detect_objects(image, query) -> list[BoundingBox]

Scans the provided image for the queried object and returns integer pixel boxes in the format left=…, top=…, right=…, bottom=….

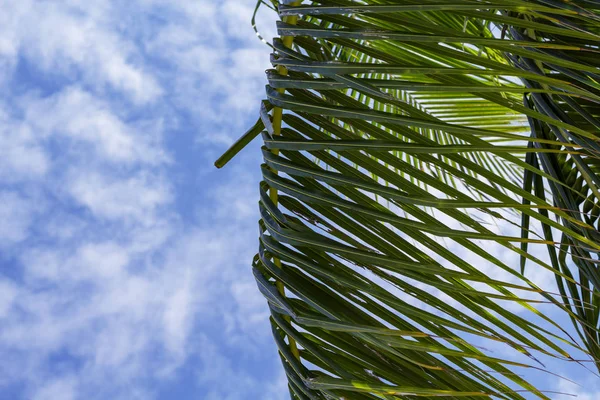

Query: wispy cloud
left=0, top=0, right=280, bottom=399
left=1, top=1, right=161, bottom=103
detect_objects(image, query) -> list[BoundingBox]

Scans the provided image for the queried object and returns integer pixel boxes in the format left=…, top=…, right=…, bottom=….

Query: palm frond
left=217, top=1, right=600, bottom=398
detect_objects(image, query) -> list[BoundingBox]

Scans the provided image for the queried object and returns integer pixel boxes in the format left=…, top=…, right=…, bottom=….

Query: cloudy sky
left=0, top=1, right=599, bottom=399
left=0, top=1, right=287, bottom=399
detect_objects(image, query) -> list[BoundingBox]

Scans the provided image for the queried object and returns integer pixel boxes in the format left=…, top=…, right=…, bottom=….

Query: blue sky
left=0, top=1, right=286, bottom=399
left=0, top=1, right=599, bottom=399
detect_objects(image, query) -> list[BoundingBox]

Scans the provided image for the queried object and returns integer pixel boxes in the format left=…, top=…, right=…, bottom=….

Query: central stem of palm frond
left=269, top=0, right=302, bottom=362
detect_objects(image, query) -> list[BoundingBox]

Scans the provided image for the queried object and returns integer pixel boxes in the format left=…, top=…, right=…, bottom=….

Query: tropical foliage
left=216, top=0, right=600, bottom=398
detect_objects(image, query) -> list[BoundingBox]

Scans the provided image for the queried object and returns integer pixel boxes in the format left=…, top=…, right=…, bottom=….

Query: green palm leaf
left=217, top=0, right=600, bottom=398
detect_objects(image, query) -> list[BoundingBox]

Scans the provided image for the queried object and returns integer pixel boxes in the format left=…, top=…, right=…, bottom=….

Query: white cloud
left=67, top=170, right=172, bottom=224
left=197, top=334, right=287, bottom=400
left=0, top=190, right=41, bottom=246
left=23, top=242, right=129, bottom=283
left=142, top=0, right=276, bottom=143
left=554, top=379, right=600, bottom=400
left=2, top=197, right=270, bottom=397
left=3, top=236, right=197, bottom=393
left=0, top=107, right=49, bottom=181
left=21, top=87, right=167, bottom=165
left=0, top=1, right=161, bottom=103
left=32, top=376, right=77, bottom=400
left=0, top=280, right=18, bottom=319
left=162, top=277, right=193, bottom=359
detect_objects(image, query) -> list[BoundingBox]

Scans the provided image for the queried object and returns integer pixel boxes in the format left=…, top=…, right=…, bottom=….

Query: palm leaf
left=217, top=0, right=600, bottom=398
